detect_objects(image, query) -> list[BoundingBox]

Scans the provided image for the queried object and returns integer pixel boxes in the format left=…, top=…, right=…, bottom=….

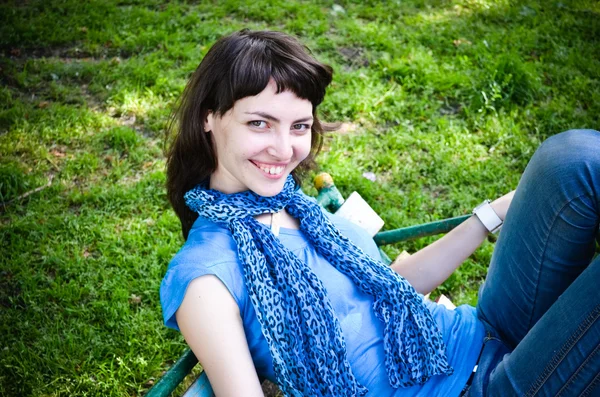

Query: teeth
left=258, top=165, right=284, bottom=175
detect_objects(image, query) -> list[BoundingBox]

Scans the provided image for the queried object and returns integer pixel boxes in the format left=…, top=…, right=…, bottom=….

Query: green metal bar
left=146, top=349, right=198, bottom=397
left=374, top=215, right=471, bottom=246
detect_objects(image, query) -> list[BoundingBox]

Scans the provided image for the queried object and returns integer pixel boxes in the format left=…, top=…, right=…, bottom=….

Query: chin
left=249, top=179, right=288, bottom=197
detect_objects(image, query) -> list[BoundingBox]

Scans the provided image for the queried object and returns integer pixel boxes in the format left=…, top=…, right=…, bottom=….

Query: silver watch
left=472, top=199, right=503, bottom=234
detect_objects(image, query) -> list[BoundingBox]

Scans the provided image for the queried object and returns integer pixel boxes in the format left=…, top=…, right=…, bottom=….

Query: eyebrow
left=244, top=111, right=313, bottom=124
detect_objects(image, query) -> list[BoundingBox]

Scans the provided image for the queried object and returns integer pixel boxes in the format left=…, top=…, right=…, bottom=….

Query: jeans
left=468, top=130, right=600, bottom=396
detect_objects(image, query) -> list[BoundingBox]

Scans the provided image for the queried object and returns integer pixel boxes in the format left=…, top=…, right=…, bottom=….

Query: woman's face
left=206, top=80, right=313, bottom=196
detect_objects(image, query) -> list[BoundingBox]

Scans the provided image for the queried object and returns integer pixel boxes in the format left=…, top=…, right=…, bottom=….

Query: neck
left=254, top=209, right=301, bottom=230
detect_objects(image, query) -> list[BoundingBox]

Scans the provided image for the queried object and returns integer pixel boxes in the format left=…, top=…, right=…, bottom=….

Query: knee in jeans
left=534, top=129, right=600, bottom=170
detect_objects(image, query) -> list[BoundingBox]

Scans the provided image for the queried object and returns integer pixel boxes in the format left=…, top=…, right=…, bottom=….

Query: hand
left=490, top=190, right=516, bottom=221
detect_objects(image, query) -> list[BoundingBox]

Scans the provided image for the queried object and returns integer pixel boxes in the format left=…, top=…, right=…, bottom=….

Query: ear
left=204, top=110, right=214, bottom=133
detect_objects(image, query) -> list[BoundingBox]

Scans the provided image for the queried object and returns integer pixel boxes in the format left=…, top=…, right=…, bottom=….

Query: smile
left=250, top=161, right=287, bottom=177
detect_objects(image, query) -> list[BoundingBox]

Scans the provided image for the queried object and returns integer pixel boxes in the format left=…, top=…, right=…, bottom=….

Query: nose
left=267, top=130, right=294, bottom=160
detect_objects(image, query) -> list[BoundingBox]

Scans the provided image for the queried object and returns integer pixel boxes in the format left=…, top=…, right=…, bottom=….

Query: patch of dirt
left=439, top=102, right=462, bottom=116
left=422, top=184, right=449, bottom=199
left=108, top=112, right=159, bottom=139
left=337, top=122, right=360, bottom=134
left=80, top=83, right=105, bottom=111
left=338, top=46, right=370, bottom=68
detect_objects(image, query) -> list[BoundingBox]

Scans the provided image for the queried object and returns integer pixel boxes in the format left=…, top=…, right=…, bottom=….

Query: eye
left=292, top=123, right=311, bottom=132
left=248, top=120, right=268, bottom=129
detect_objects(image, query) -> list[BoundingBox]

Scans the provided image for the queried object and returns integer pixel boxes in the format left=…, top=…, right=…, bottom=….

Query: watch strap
left=473, top=200, right=503, bottom=234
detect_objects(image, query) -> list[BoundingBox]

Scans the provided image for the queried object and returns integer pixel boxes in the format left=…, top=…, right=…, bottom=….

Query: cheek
left=210, top=130, right=229, bottom=160
left=296, top=134, right=313, bottom=161
left=217, top=134, right=254, bottom=162
left=240, top=138, right=266, bottom=159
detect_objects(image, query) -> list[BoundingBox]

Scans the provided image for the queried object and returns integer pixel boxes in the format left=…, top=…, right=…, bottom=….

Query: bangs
left=212, top=33, right=332, bottom=115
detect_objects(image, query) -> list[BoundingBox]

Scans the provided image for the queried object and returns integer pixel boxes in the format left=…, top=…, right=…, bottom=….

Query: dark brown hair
left=166, top=29, right=334, bottom=239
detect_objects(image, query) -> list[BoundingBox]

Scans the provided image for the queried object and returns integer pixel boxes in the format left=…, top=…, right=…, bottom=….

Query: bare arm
left=392, top=191, right=515, bottom=295
left=176, top=275, right=264, bottom=397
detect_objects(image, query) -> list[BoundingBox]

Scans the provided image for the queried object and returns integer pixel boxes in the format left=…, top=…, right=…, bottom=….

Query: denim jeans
left=468, top=129, right=600, bottom=396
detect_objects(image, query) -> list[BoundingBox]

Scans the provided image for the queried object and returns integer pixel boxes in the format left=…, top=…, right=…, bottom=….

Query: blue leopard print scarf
left=185, top=176, right=452, bottom=397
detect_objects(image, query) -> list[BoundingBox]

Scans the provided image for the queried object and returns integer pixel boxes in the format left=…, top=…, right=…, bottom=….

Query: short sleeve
left=160, top=236, right=247, bottom=331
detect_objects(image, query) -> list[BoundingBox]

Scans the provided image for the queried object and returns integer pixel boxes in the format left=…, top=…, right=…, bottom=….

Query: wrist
left=472, top=199, right=503, bottom=234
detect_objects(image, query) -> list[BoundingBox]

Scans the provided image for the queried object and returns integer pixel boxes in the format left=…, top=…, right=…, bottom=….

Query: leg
left=486, top=255, right=600, bottom=396
left=478, top=129, right=600, bottom=348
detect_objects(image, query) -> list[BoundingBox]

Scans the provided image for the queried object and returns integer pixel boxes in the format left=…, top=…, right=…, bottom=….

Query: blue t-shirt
left=160, top=212, right=485, bottom=397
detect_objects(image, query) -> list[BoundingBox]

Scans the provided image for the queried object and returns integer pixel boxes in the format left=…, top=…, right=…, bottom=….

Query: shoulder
left=325, top=211, right=382, bottom=260
left=174, top=217, right=239, bottom=266
left=326, top=212, right=369, bottom=239
left=163, top=219, right=242, bottom=291
left=180, top=275, right=239, bottom=317
left=160, top=217, right=247, bottom=330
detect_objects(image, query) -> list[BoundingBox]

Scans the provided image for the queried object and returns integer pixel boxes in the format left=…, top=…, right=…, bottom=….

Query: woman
left=160, top=29, right=600, bottom=396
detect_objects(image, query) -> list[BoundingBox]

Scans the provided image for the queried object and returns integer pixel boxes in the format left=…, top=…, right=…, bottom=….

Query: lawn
left=1, top=0, right=599, bottom=395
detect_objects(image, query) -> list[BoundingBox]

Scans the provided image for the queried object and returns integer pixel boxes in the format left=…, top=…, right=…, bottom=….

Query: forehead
left=231, top=80, right=312, bottom=118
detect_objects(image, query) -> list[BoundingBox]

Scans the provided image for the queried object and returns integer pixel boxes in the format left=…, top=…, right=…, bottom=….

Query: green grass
left=1, top=0, right=599, bottom=395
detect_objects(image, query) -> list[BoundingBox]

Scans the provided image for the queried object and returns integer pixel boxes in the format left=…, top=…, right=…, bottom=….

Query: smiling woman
left=165, top=29, right=333, bottom=240
left=160, top=29, right=600, bottom=397
left=205, top=80, right=313, bottom=197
